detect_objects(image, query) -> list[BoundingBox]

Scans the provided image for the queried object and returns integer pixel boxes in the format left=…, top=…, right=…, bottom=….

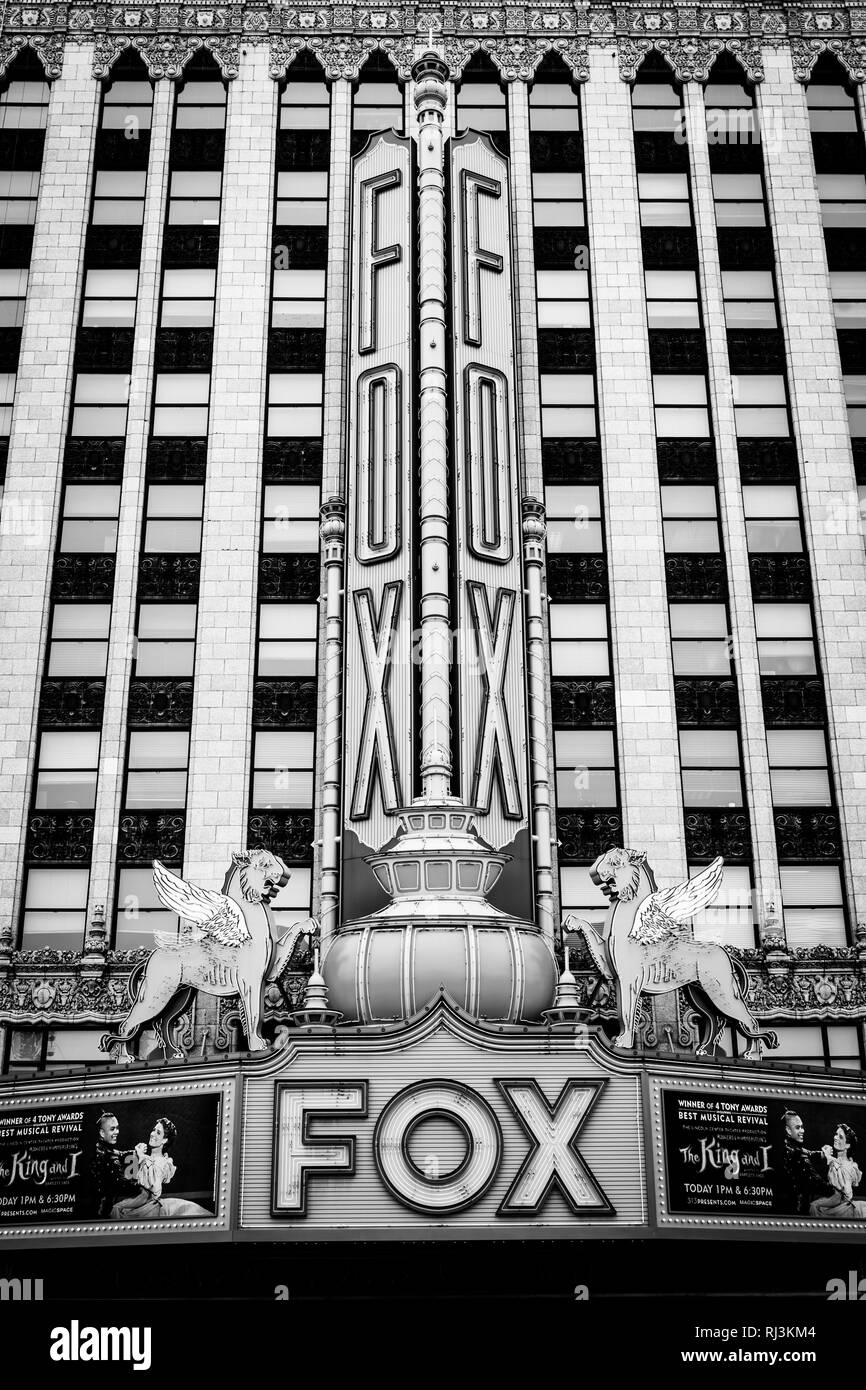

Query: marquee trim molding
left=1, top=6, right=866, bottom=84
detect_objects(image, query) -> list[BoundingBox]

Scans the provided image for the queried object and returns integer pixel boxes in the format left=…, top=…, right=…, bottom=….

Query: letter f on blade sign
left=495, top=1079, right=614, bottom=1217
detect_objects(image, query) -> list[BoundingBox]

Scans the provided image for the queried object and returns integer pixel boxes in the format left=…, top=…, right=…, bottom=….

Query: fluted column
left=413, top=52, right=452, bottom=802
left=523, top=499, right=555, bottom=942
left=318, top=498, right=345, bottom=951
left=0, top=43, right=99, bottom=936
left=683, top=83, right=781, bottom=943
left=87, top=79, right=173, bottom=926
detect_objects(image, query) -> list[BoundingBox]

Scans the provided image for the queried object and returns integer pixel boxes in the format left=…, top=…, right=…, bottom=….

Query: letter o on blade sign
left=373, top=1080, right=502, bottom=1214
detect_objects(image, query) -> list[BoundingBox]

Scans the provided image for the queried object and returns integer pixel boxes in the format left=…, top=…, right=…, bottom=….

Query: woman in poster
left=110, top=1118, right=212, bottom=1220
left=809, top=1123, right=866, bottom=1219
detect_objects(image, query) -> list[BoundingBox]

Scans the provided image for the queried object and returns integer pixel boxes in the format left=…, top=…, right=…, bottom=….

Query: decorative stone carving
left=92, top=32, right=240, bottom=79
left=0, top=34, right=64, bottom=78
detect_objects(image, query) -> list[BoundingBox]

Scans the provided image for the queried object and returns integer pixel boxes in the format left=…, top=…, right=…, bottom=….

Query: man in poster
left=773, top=1110, right=832, bottom=1216
left=89, top=1112, right=139, bottom=1218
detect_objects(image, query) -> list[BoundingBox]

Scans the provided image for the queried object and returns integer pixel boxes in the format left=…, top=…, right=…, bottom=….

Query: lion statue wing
left=629, top=857, right=725, bottom=946
left=152, top=860, right=251, bottom=949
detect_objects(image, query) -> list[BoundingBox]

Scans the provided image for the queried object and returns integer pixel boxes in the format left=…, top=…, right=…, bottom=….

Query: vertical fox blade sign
left=450, top=133, right=531, bottom=913
left=342, top=133, right=415, bottom=919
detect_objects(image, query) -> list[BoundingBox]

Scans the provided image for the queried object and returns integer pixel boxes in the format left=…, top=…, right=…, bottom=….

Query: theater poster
left=0, top=1088, right=224, bottom=1232
left=654, top=1080, right=866, bottom=1225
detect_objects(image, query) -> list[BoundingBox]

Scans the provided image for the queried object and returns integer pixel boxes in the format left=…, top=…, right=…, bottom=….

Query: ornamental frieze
left=618, top=33, right=765, bottom=80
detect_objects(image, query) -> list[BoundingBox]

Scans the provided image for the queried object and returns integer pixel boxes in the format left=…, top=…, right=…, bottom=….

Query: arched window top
left=632, top=52, right=682, bottom=137
left=806, top=53, right=860, bottom=135
left=455, top=50, right=508, bottom=154
left=281, top=51, right=329, bottom=131
left=705, top=53, right=754, bottom=108
left=529, top=52, right=580, bottom=134
left=101, top=49, right=153, bottom=134
left=352, top=51, right=403, bottom=146
left=0, top=49, right=50, bottom=132
left=175, top=49, right=227, bottom=131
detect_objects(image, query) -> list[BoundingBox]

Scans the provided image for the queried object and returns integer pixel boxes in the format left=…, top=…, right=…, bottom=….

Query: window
left=817, top=173, right=866, bottom=229
left=653, top=374, right=710, bottom=437
left=125, top=731, right=189, bottom=809
left=168, top=170, right=221, bottom=226
left=704, top=75, right=758, bottom=145
left=722, top=271, right=778, bottom=330
left=0, top=372, right=15, bottom=434
left=280, top=76, right=330, bottom=130
left=275, top=171, right=328, bottom=226
left=807, top=81, right=858, bottom=134
left=34, top=731, right=100, bottom=811
left=712, top=173, right=766, bottom=228
left=0, top=74, right=50, bottom=130
left=252, top=731, right=314, bottom=808
left=47, top=604, right=111, bottom=677
left=830, top=270, right=866, bottom=329
left=152, top=373, right=210, bottom=436
left=532, top=172, right=584, bottom=228
left=544, top=485, right=603, bottom=554
left=742, top=484, right=803, bottom=552
left=844, top=375, right=866, bottom=437
left=529, top=79, right=580, bottom=132
left=268, top=869, right=313, bottom=941
left=455, top=78, right=507, bottom=135
left=560, top=865, right=611, bottom=925
left=4, top=1027, right=107, bottom=1072
left=262, top=486, right=320, bottom=552
left=638, top=172, right=691, bottom=227
left=679, top=729, right=743, bottom=807
left=771, top=1023, right=864, bottom=1070
left=143, top=485, right=203, bottom=552
left=767, top=729, right=832, bottom=807
left=353, top=75, right=403, bottom=133
left=92, top=170, right=147, bottom=225
left=82, top=269, right=138, bottom=328
left=631, top=75, right=682, bottom=135
left=669, top=603, right=731, bottom=675
left=0, top=268, right=27, bottom=326
left=160, top=268, right=215, bottom=329
left=540, top=374, right=596, bottom=437
left=267, top=373, right=323, bottom=437
left=731, top=374, right=788, bottom=437
left=59, top=484, right=121, bottom=553
left=0, top=170, right=40, bottom=224
left=70, top=373, right=130, bottom=436
left=754, top=603, right=816, bottom=676
left=115, top=868, right=178, bottom=949
left=555, top=730, right=617, bottom=808
left=661, top=485, right=720, bottom=552
left=175, top=80, right=227, bottom=130
left=20, top=869, right=89, bottom=950
left=101, top=78, right=153, bottom=132
left=257, top=604, right=317, bottom=676
left=688, top=864, right=755, bottom=948
left=134, top=603, right=197, bottom=677
left=549, top=603, right=610, bottom=676
left=271, top=269, right=325, bottom=329
left=645, top=270, right=700, bottom=330
left=781, top=866, right=845, bottom=947
left=535, top=270, right=589, bottom=328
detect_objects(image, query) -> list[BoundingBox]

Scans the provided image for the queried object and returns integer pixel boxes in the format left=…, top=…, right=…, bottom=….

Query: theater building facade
left=0, top=0, right=865, bottom=1243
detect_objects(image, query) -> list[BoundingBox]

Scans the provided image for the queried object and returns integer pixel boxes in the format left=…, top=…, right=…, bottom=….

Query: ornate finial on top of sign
left=413, top=44, right=449, bottom=107
left=567, top=849, right=779, bottom=1060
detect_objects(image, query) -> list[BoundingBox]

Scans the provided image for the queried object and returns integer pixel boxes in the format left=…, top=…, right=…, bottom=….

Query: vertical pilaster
left=183, top=49, right=276, bottom=885
left=582, top=48, right=685, bottom=885
left=0, top=43, right=99, bottom=935
left=87, top=79, right=173, bottom=925
left=413, top=52, right=452, bottom=802
left=683, top=84, right=781, bottom=939
left=509, top=77, right=559, bottom=939
left=313, top=77, right=351, bottom=920
left=759, top=46, right=866, bottom=932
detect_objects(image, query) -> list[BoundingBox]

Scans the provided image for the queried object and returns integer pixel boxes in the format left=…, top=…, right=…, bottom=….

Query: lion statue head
left=589, top=847, right=647, bottom=903
left=231, top=850, right=291, bottom=904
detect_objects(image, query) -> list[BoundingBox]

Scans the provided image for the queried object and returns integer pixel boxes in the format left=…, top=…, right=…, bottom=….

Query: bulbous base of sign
left=323, top=804, right=557, bottom=1025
